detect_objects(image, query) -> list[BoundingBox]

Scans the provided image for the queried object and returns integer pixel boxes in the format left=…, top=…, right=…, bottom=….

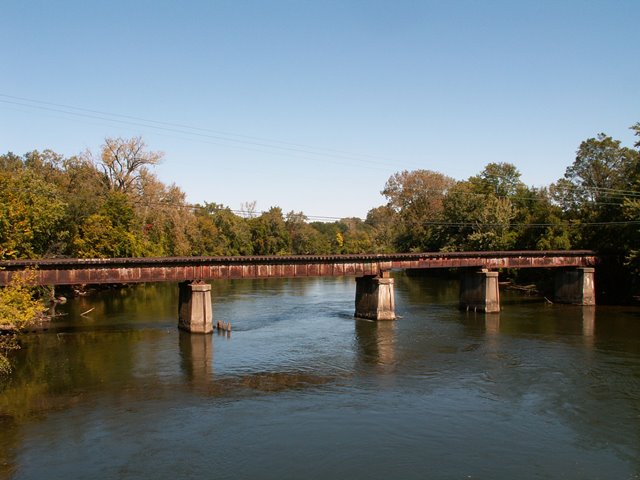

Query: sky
left=1, top=0, right=639, bottom=220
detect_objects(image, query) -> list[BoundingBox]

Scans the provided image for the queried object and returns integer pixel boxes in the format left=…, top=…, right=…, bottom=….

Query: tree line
left=1, top=125, right=639, bottom=272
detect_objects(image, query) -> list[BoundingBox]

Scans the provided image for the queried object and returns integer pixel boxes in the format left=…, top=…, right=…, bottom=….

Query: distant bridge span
left=0, top=251, right=599, bottom=333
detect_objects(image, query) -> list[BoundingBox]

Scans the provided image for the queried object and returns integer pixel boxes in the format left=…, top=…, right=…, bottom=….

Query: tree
left=439, top=163, right=529, bottom=252
left=382, top=169, right=455, bottom=251
left=440, top=179, right=518, bottom=251
left=250, top=207, right=290, bottom=255
left=365, top=205, right=398, bottom=253
left=339, top=217, right=375, bottom=254
left=515, top=186, right=572, bottom=250
left=0, top=166, right=67, bottom=259
left=465, top=196, right=517, bottom=250
left=203, top=203, right=254, bottom=256
left=562, top=133, right=638, bottom=206
left=469, top=162, right=524, bottom=197
left=556, top=132, right=639, bottom=251
left=97, top=137, right=163, bottom=194
left=621, top=124, right=640, bottom=273
left=0, top=271, right=46, bottom=375
left=134, top=170, right=196, bottom=256
left=72, top=192, right=144, bottom=258
left=286, top=211, right=326, bottom=255
left=190, top=210, right=225, bottom=256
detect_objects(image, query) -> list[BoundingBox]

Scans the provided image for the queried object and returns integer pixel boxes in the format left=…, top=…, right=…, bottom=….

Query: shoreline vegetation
left=1, top=124, right=639, bottom=373
left=0, top=272, right=48, bottom=375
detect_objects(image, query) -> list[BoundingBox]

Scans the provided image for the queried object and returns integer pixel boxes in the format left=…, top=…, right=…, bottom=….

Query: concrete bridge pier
left=459, top=269, right=500, bottom=313
left=178, top=281, right=213, bottom=333
left=554, top=267, right=596, bottom=305
left=354, top=274, right=396, bottom=320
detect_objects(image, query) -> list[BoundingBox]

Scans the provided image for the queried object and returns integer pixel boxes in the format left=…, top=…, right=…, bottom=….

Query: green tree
left=56, top=155, right=109, bottom=254
left=556, top=132, right=639, bottom=251
left=440, top=163, right=525, bottom=251
left=515, top=186, right=572, bottom=250
left=440, top=182, right=517, bottom=251
left=382, top=169, right=455, bottom=251
left=190, top=206, right=225, bottom=256
left=250, top=207, right=290, bottom=255
left=469, top=162, right=524, bottom=197
left=563, top=134, right=637, bottom=205
left=286, top=211, right=327, bottom=255
left=72, top=192, right=144, bottom=258
left=204, top=203, right=253, bottom=256
left=364, top=205, right=398, bottom=253
left=0, top=165, right=67, bottom=259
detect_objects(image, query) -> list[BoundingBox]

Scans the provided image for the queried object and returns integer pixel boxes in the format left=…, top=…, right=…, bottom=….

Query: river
left=1, top=273, right=640, bottom=479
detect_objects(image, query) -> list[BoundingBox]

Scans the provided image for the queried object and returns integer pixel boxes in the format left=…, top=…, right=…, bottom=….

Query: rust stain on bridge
left=0, top=251, right=598, bottom=286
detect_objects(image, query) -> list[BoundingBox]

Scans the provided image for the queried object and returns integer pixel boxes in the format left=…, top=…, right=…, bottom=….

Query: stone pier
left=554, top=267, right=596, bottom=305
left=178, top=281, right=213, bottom=333
left=354, top=274, right=396, bottom=320
left=459, top=269, right=500, bottom=313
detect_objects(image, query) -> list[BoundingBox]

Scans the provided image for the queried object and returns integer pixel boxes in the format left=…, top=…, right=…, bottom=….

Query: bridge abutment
left=459, top=269, right=500, bottom=313
left=178, top=281, right=213, bottom=334
left=354, top=275, right=396, bottom=320
left=554, top=267, right=595, bottom=305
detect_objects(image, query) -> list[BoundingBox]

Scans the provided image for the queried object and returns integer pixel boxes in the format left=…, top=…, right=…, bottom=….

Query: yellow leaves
left=99, top=137, right=164, bottom=193
left=0, top=269, right=46, bottom=375
left=0, top=270, right=45, bottom=331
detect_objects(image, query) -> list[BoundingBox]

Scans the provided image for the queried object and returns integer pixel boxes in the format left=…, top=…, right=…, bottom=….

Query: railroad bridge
left=0, top=251, right=598, bottom=333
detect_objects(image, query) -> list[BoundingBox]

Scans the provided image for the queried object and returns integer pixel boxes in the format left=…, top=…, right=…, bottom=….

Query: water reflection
left=484, top=313, right=500, bottom=335
left=582, top=306, right=595, bottom=337
left=0, top=414, right=18, bottom=479
left=179, top=332, right=213, bottom=386
left=460, top=311, right=501, bottom=336
left=396, top=272, right=459, bottom=306
left=3, top=278, right=640, bottom=479
left=177, top=328, right=336, bottom=396
left=354, top=319, right=396, bottom=369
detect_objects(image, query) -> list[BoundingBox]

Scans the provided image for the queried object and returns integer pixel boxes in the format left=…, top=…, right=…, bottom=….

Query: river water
left=1, top=274, right=640, bottom=479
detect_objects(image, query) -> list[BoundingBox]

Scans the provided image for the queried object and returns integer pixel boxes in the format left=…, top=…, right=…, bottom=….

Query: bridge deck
left=0, top=251, right=598, bottom=286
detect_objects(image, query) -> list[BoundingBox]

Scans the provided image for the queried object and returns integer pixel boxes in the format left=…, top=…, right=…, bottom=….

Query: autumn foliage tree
left=98, top=136, right=163, bottom=193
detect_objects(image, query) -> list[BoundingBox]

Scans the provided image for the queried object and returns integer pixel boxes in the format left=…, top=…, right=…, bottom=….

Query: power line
left=0, top=94, right=411, bottom=171
left=0, top=93, right=394, bottom=162
left=4, top=93, right=639, bottom=198
left=4, top=93, right=639, bottom=206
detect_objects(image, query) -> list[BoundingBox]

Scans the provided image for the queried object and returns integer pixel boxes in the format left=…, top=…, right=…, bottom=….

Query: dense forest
left=1, top=124, right=639, bottom=281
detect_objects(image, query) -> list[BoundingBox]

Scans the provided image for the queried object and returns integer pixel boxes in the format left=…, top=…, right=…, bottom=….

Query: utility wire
left=5, top=93, right=639, bottom=197
left=0, top=94, right=409, bottom=171
left=0, top=93, right=393, bottom=162
left=3, top=93, right=639, bottom=200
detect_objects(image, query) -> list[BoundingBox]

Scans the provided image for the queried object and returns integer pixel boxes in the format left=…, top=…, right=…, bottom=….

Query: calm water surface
left=2, top=274, right=640, bottom=479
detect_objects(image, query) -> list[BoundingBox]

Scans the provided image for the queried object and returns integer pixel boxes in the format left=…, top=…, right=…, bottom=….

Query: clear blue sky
left=1, top=0, right=639, bottom=219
